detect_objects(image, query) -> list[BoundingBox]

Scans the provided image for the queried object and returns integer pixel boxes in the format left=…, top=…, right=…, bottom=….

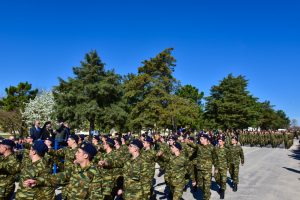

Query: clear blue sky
left=0, top=0, right=299, bottom=123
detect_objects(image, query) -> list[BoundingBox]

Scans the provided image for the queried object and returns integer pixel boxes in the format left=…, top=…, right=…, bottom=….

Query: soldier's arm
left=88, top=168, right=103, bottom=199
left=35, top=168, right=72, bottom=187
left=0, top=159, right=21, bottom=174
left=213, top=148, right=219, bottom=169
left=239, top=146, right=244, bottom=164
left=186, top=142, right=197, bottom=149
left=48, top=148, right=65, bottom=158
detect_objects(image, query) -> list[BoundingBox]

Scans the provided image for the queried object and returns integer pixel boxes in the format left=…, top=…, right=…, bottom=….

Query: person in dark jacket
left=29, top=120, right=42, bottom=141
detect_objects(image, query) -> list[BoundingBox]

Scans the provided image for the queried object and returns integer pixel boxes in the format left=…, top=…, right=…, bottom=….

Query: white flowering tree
left=22, top=91, right=56, bottom=127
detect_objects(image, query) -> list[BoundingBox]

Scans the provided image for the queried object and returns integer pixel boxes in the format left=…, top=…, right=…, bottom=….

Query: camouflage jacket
left=96, top=150, right=122, bottom=195
left=141, top=148, right=157, bottom=180
left=188, top=142, right=215, bottom=171
left=0, top=154, right=21, bottom=198
left=37, top=163, right=103, bottom=200
left=228, top=144, right=244, bottom=164
left=214, top=146, right=230, bottom=169
left=123, top=155, right=148, bottom=200
left=161, top=153, right=188, bottom=186
left=16, top=158, right=55, bottom=200
left=48, top=146, right=78, bottom=170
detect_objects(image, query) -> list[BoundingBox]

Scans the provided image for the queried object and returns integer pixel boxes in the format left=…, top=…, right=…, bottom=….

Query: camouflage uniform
left=122, top=155, right=148, bottom=200
left=48, top=146, right=78, bottom=170
left=0, top=154, right=21, bottom=199
left=188, top=142, right=214, bottom=200
left=141, top=148, right=157, bottom=199
left=16, top=158, right=55, bottom=200
left=95, top=150, right=122, bottom=199
left=37, top=163, right=103, bottom=199
left=214, top=145, right=229, bottom=190
left=228, top=144, right=244, bottom=186
left=162, top=152, right=187, bottom=200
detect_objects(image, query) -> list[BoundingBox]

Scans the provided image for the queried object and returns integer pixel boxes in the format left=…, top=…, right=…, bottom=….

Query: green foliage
left=0, top=82, right=38, bottom=135
left=124, top=48, right=201, bottom=131
left=205, top=74, right=259, bottom=130
left=53, top=50, right=126, bottom=132
left=256, top=101, right=290, bottom=129
left=0, top=82, right=38, bottom=111
left=176, top=84, right=204, bottom=105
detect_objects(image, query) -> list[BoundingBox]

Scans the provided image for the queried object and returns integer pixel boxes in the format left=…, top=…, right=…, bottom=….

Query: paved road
left=153, top=139, right=300, bottom=200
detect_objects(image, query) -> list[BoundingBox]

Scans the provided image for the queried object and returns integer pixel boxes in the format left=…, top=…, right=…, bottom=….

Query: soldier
left=228, top=136, right=244, bottom=192
left=48, top=134, right=79, bottom=171
left=120, top=139, right=147, bottom=200
left=214, top=136, right=229, bottom=199
left=188, top=133, right=214, bottom=200
left=16, top=140, right=55, bottom=200
left=141, top=136, right=157, bottom=199
left=24, top=141, right=103, bottom=199
left=97, top=138, right=121, bottom=200
left=0, top=139, right=21, bottom=200
left=158, top=142, right=187, bottom=200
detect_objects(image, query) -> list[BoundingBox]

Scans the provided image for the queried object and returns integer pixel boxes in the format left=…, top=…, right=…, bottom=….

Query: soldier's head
left=129, top=139, right=143, bottom=155
left=30, top=140, right=48, bottom=158
left=26, top=135, right=34, bottom=144
left=0, top=139, right=15, bottom=155
left=218, top=136, right=226, bottom=147
left=114, top=137, right=122, bottom=149
left=92, top=135, right=100, bottom=145
left=199, top=134, right=209, bottom=145
left=168, top=136, right=177, bottom=146
left=171, top=142, right=182, bottom=155
left=104, top=138, right=115, bottom=150
left=76, top=142, right=97, bottom=162
left=67, top=134, right=79, bottom=147
left=143, top=136, right=153, bottom=149
left=231, top=136, right=238, bottom=145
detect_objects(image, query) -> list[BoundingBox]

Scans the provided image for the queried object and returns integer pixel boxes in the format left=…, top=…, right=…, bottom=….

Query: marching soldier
left=228, top=136, right=244, bottom=192
left=214, top=136, right=230, bottom=199
left=188, top=133, right=215, bottom=200
left=23, top=141, right=103, bottom=200
left=120, top=139, right=148, bottom=200
left=16, top=140, right=55, bottom=200
left=0, top=139, right=21, bottom=200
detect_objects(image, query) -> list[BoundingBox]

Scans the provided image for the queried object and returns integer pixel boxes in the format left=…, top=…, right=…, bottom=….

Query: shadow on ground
left=288, top=143, right=300, bottom=161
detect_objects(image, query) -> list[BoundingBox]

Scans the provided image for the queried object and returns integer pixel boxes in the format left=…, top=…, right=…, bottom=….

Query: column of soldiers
left=236, top=130, right=297, bottom=149
left=4, top=127, right=298, bottom=199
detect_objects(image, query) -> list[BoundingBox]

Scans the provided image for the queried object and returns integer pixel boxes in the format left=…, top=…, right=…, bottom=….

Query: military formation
left=0, top=127, right=297, bottom=200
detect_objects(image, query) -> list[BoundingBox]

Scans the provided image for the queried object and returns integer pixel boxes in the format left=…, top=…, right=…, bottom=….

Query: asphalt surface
left=153, top=139, right=300, bottom=200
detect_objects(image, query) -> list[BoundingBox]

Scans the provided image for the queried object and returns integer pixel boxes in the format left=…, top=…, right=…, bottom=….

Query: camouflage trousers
left=214, top=167, right=227, bottom=190
left=229, top=163, right=240, bottom=184
left=0, top=185, right=15, bottom=200
left=141, top=178, right=154, bottom=200
left=196, top=170, right=212, bottom=200
left=170, top=182, right=185, bottom=200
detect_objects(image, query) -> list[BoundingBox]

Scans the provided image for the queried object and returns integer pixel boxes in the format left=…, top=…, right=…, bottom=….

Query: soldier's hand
left=215, top=169, right=218, bottom=174
left=23, top=179, right=37, bottom=187
left=156, top=151, right=163, bottom=156
left=98, top=160, right=108, bottom=166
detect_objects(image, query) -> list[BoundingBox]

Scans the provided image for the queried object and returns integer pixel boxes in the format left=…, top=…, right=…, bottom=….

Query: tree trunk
left=89, top=118, right=95, bottom=137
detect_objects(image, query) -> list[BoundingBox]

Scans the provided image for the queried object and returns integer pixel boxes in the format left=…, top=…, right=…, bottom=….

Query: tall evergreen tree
left=205, top=74, right=258, bottom=130
left=0, top=82, right=38, bottom=112
left=124, top=48, right=200, bottom=132
left=53, top=50, right=126, bottom=133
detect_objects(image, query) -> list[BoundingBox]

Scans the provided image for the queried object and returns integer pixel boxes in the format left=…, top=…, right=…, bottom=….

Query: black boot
left=220, top=189, right=225, bottom=199
left=233, top=183, right=238, bottom=192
